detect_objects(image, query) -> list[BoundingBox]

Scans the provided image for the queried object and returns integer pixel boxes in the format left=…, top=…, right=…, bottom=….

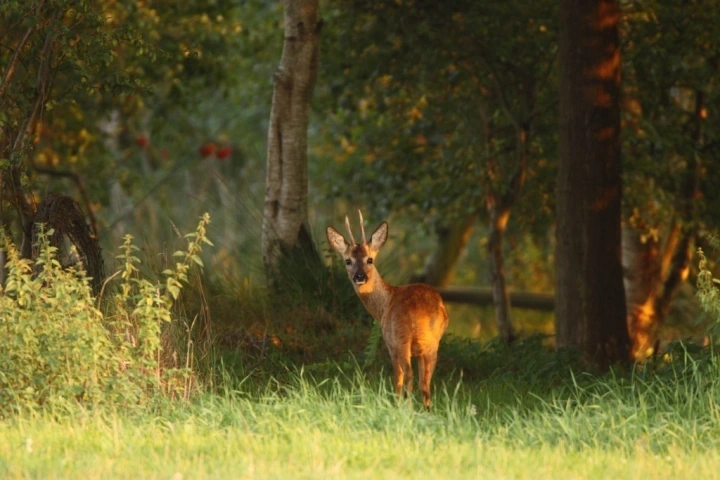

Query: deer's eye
left=367, top=258, right=373, bottom=265
left=345, top=259, right=352, bottom=266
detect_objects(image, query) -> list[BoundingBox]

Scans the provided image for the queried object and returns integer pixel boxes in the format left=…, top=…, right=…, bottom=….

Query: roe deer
left=326, top=211, right=449, bottom=408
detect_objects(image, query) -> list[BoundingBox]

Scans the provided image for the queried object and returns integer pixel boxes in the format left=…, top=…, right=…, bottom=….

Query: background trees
left=0, top=0, right=718, bottom=367
left=620, top=0, right=720, bottom=358
left=1, top=0, right=275, bottom=277
left=319, top=0, right=558, bottom=343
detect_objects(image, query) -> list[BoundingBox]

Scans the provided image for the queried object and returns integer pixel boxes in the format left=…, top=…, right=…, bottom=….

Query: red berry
left=215, top=146, right=231, bottom=160
left=199, top=142, right=216, bottom=158
left=135, top=135, right=149, bottom=148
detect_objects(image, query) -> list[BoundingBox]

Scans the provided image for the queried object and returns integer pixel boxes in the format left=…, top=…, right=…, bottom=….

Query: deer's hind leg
left=419, top=351, right=438, bottom=409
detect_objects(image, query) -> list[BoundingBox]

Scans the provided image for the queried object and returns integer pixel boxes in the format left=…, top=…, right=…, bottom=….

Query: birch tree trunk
left=622, top=225, right=662, bottom=359
left=262, top=0, right=322, bottom=289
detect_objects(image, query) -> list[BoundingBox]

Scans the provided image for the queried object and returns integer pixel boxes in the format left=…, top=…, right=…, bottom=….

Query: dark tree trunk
left=556, top=0, right=630, bottom=368
left=261, top=0, right=323, bottom=289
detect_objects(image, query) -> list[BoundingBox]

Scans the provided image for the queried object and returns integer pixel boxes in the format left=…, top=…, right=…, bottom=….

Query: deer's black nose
left=353, top=271, right=367, bottom=284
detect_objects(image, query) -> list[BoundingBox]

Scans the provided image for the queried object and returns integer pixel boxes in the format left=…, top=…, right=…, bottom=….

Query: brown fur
left=327, top=213, right=449, bottom=408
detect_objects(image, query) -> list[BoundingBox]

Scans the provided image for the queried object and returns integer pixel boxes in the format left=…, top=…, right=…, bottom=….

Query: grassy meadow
left=3, top=345, right=720, bottom=479
left=2, top=220, right=720, bottom=479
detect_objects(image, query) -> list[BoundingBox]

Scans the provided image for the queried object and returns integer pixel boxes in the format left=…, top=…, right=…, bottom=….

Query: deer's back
left=382, top=283, right=448, bottom=356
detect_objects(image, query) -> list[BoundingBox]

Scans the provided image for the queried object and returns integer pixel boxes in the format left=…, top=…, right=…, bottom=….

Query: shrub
left=0, top=214, right=212, bottom=416
left=697, top=243, right=720, bottom=337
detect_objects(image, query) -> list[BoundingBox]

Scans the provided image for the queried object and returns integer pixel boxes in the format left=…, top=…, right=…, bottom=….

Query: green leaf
left=167, top=284, right=180, bottom=300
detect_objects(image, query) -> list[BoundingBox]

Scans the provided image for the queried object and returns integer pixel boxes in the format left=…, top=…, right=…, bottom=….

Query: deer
left=326, top=211, right=449, bottom=409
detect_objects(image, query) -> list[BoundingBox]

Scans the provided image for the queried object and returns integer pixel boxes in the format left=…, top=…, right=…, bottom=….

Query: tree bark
left=623, top=221, right=697, bottom=360
left=622, top=225, right=662, bottom=359
left=556, top=0, right=630, bottom=368
left=413, top=216, right=476, bottom=287
left=261, top=0, right=322, bottom=289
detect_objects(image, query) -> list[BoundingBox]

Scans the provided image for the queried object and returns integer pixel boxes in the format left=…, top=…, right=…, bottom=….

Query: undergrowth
left=697, top=241, right=720, bottom=336
left=0, top=214, right=212, bottom=417
left=4, top=211, right=720, bottom=427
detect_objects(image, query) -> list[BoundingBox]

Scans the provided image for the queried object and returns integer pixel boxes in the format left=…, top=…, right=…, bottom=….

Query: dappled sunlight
left=589, top=49, right=620, bottom=82
left=595, top=126, right=616, bottom=140
left=595, top=1, right=620, bottom=30
left=2, top=5, right=719, bottom=479
left=590, top=88, right=615, bottom=108
left=628, top=299, right=657, bottom=361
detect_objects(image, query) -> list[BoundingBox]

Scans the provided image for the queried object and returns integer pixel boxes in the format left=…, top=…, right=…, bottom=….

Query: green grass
left=2, top=349, right=720, bottom=479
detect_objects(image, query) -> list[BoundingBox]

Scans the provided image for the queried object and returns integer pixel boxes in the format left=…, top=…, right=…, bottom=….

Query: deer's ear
left=326, top=227, right=349, bottom=254
left=369, top=222, right=388, bottom=251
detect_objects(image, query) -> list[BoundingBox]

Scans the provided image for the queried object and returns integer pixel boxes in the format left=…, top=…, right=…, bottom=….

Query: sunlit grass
left=2, top=353, right=720, bottom=479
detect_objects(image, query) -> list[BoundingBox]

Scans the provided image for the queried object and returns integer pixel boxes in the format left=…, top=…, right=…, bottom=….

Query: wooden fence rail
left=436, top=286, right=555, bottom=312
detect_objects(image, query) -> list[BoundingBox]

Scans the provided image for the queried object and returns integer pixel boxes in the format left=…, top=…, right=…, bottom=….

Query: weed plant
left=0, top=215, right=212, bottom=416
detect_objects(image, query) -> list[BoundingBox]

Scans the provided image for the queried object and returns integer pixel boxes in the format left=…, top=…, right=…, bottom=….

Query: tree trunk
left=487, top=205, right=515, bottom=343
left=261, top=0, right=322, bottom=289
left=413, top=216, right=476, bottom=287
left=654, top=89, right=703, bottom=320
left=7, top=164, right=36, bottom=259
left=484, top=125, right=528, bottom=344
left=655, top=227, right=694, bottom=321
left=622, top=225, right=662, bottom=359
left=623, top=220, right=696, bottom=360
left=623, top=91, right=703, bottom=359
left=556, top=0, right=630, bottom=368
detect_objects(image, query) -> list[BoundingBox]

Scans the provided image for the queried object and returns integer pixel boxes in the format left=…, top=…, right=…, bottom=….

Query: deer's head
left=327, top=210, right=388, bottom=286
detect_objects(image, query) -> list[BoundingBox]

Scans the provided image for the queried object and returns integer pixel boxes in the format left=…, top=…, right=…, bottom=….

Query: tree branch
left=0, top=27, right=35, bottom=100
left=0, top=0, right=48, bottom=99
left=12, top=26, right=55, bottom=152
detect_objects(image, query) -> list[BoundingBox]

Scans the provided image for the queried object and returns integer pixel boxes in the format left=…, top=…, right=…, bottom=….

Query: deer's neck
left=355, top=273, right=395, bottom=323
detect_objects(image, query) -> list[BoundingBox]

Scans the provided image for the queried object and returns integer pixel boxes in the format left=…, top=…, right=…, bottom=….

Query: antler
left=358, top=210, right=367, bottom=244
left=344, top=215, right=356, bottom=245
